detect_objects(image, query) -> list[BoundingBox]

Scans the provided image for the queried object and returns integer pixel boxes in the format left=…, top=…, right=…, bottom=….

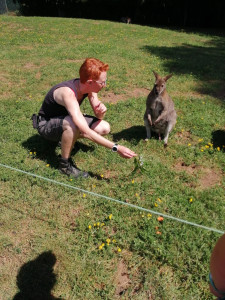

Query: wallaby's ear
left=164, top=74, right=173, bottom=82
left=153, top=71, right=159, bottom=80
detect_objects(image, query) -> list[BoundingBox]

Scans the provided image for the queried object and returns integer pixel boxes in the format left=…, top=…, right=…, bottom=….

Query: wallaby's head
left=153, top=71, right=173, bottom=96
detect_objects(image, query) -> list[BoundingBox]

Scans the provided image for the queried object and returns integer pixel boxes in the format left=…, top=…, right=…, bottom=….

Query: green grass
left=0, top=15, right=225, bottom=299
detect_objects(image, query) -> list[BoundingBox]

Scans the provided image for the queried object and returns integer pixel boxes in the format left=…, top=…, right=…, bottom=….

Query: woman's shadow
left=13, top=251, right=63, bottom=300
left=22, top=134, right=108, bottom=180
left=22, top=134, right=95, bottom=169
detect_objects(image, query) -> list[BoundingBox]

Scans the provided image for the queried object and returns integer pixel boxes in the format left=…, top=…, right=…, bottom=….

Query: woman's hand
left=94, top=102, right=107, bottom=119
left=117, top=145, right=137, bottom=159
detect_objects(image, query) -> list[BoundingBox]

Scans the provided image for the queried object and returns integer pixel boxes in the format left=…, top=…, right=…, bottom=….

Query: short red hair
left=79, top=58, right=109, bottom=83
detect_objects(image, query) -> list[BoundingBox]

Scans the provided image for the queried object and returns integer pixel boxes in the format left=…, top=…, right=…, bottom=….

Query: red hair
left=79, top=58, right=109, bottom=83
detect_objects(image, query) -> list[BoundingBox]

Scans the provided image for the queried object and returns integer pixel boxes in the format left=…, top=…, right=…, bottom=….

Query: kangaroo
left=144, top=71, right=177, bottom=147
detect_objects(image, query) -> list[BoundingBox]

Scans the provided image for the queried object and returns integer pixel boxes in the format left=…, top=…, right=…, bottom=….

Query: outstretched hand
left=117, top=145, right=137, bottom=159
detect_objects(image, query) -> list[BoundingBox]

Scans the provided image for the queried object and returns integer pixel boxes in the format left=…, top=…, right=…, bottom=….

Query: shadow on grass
left=141, top=42, right=225, bottom=101
left=22, top=134, right=59, bottom=168
left=22, top=134, right=95, bottom=168
left=211, top=130, right=225, bottom=152
left=13, top=251, right=63, bottom=300
left=112, top=125, right=146, bottom=144
left=22, top=134, right=107, bottom=180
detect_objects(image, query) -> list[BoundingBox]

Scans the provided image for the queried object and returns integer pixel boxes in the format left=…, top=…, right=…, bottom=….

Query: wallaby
left=144, top=71, right=177, bottom=147
left=120, top=17, right=131, bottom=24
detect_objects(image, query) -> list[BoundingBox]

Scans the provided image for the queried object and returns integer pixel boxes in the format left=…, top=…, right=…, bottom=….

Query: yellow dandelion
left=83, top=193, right=86, bottom=198
left=97, top=222, right=100, bottom=226
left=88, top=225, right=92, bottom=229
left=157, top=198, right=162, bottom=202
left=189, top=198, right=193, bottom=203
left=106, top=238, right=110, bottom=244
left=94, top=223, right=96, bottom=227
left=33, top=152, right=36, bottom=155
left=132, top=179, right=134, bottom=184
left=100, top=174, right=104, bottom=178
left=46, top=164, right=50, bottom=167
left=154, top=203, right=158, bottom=207
left=142, top=214, right=145, bottom=218
left=69, top=179, right=72, bottom=181
left=93, top=184, right=96, bottom=188
left=217, top=147, right=220, bottom=151
left=135, top=193, right=139, bottom=197
left=112, top=239, right=116, bottom=243
left=188, top=143, right=191, bottom=147
left=109, top=214, right=112, bottom=220
left=147, top=213, right=152, bottom=218
left=29, top=152, right=33, bottom=155
left=117, top=247, right=122, bottom=252
left=201, top=149, right=204, bottom=152
left=99, top=245, right=103, bottom=250
left=101, top=223, right=105, bottom=227
left=101, top=243, right=105, bottom=247
left=205, top=145, right=209, bottom=148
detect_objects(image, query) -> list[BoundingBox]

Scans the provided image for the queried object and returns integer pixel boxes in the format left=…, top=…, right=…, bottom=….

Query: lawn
left=0, top=15, right=224, bottom=299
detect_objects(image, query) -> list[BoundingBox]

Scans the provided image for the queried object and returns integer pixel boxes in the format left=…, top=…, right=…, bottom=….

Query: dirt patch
left=100, top=92, right=127, bottom=103
left=198, top=168, right=223, bottom=189
left=114, top=260, right=131, bottom=296
left=23, top=62, right=38, bottom=70
left=174, top=161, right=223, bottom=189
left=174, top=130, right=200, bottom=146
left=19, top=45, right=34, bottom=50
left=128, top=87, right=149, bottom=98
left=175, top=161, right=199, bottom=175
left=65, top=59, right=84, bottom=64
left=101, top=87, right=149, bottom=103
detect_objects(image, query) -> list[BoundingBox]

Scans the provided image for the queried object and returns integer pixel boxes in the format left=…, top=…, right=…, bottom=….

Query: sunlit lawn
left=0, top=15, right=224, bottom=299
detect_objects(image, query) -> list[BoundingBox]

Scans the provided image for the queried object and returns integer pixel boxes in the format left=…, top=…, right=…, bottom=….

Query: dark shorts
left=37, top=114, right=100, bottom=142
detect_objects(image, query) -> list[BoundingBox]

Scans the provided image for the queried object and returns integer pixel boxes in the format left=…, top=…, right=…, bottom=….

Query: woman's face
left=87, top=71, right=107, bottom=93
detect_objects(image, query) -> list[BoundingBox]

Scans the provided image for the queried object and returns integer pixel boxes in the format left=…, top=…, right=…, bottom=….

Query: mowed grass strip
left=0, top=15, right=224, bottom=299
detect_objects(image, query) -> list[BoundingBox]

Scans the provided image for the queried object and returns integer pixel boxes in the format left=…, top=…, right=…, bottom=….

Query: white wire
left=0, top=162, right=224, bottom=235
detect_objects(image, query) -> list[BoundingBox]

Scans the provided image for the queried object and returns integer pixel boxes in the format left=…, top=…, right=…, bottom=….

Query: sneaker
left=59, top=157, right=89, bottom=178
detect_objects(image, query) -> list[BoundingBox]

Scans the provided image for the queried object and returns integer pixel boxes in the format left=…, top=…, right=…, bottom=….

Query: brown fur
left=144, top=71, right=177, bottom=146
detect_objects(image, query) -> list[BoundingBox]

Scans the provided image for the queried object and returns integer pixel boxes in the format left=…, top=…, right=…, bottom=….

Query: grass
left=0, top=15, right=225, bottom=299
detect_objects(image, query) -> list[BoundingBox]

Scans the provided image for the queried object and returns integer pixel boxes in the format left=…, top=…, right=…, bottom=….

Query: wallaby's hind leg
left=163, top=122, right=174, bottom=146
left=144, top=118, right=151, bottom=140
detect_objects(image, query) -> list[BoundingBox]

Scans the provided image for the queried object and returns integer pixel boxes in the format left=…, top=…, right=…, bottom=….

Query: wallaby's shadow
left=13, top=251, right=63, bottom=300
left=112, top=125, right=146, bottom=144
left=22, top=134, right=95, bottom=169
left=212, top=130, right=225, bottom=152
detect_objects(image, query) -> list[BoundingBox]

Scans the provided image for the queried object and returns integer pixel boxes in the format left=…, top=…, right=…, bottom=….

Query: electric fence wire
left=0, top=162, right=224, bottom=235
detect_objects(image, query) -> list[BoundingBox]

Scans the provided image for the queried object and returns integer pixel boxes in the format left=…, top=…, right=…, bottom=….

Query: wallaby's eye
left=161, top=84, right=164, bottom=88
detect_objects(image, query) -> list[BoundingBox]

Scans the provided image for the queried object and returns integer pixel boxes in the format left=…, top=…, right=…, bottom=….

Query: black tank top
left=38, top=78, right=88, bottom=118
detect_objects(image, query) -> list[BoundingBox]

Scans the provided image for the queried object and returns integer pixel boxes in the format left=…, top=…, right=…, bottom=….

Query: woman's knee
left=92, top=120, right=110, bottom=135
left=63, top=117, right=79, bottom=138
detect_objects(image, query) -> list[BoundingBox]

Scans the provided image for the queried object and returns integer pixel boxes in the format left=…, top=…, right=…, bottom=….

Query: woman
left=36, top=57, right=137, bottom=178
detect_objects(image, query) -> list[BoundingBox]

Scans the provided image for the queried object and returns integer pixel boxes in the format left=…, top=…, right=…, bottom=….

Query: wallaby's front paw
left=164, top=143, right=168, bottom=148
